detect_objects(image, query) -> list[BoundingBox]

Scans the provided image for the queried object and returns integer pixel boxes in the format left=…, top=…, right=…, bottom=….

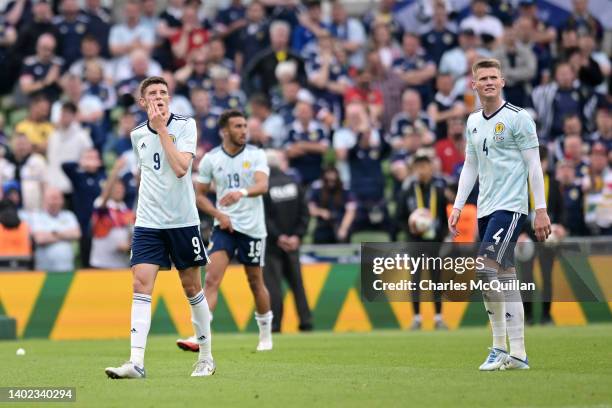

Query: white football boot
left=191, top=358, right=216, bottom=377
left=105, top=362, right=146, bottom=379
left=500, top=355, right=530, bottom=370
left=176, top=335, right=200, bottom=352
left=479, top=348, right=508, bottom=371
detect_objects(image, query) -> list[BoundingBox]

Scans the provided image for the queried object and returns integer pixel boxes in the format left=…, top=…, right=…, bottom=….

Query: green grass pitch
left=1, top=325, right=611, bottom=407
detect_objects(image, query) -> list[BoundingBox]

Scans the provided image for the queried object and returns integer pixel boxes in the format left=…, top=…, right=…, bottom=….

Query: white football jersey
left=197, top=144, right=269, bottom=238
left=131, top=113, right=200, bottom=229
left=465, top=101, right=539, bottom=218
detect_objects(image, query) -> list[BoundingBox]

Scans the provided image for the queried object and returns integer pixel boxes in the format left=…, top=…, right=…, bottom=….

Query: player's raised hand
left=448, top=208, right=461, bottom=237
left=219, top=191, right=243, bottom=207
left=533, top=208, right=551, bottom=242
left=217, top=213, right=233, bottom=233
left=147, top=102, right=166, bottom=132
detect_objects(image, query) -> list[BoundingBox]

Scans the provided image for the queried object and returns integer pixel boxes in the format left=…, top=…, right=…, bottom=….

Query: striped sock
left=188, top=290, right=212, bottom=361
left=130, top=293, right=152, bottom=367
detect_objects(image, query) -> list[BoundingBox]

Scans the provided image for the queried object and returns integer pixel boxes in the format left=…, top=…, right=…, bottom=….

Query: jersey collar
left=147, top=113, right=175, bottom=134
left=221, top=144, right=246, bottom=158
left=482, top=101, right=506, bottom=121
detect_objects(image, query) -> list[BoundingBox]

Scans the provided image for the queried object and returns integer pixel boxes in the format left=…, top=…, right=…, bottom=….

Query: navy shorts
left=131, top=225, right=210, bottom=270
left=209, top=227, right=265, bottom=266
left=478, top=210, right=527, bottom=269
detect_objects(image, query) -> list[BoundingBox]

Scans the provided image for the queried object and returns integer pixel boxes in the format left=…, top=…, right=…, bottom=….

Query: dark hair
left=189, top=86, right=208, bottom=98
left=320, top=166, right=344, bottom=209
left=62, top=101, right=78, bottom=114
left=139, top=76, right=168, bottom=97
left=218, top=109, right=246, bottom=129
left=81, top=34, right=99, bottom=44
left=249, top=93, right=271, bottom=110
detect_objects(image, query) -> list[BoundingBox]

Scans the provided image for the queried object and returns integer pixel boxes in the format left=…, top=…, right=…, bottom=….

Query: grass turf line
left=1, top=325, right=611, bottom=408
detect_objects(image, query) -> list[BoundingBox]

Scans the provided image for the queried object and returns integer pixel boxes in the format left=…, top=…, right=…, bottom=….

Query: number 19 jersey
left=131, top=113, right=200, bottom=229
left=196, top=144, right=269, bottom=238
left=466, top=102, right=539, bottom=218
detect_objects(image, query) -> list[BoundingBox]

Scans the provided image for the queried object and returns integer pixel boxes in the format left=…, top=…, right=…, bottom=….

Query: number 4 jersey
left=130, top=113, right=200, bottom=229
left=465, top=102, right=539, bottom=219
left=197, top=144, right=269, bottom=238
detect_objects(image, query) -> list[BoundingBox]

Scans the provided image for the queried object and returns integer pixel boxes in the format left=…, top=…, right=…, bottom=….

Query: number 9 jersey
left=130, top=114, right=200, bottom=229
left=465, top=102, right=539, bottom=219
left=197, top=144, right=270, bottom=238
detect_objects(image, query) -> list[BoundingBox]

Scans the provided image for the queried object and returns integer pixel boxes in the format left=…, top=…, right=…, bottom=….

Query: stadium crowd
left=0, top=0, right=610, bottom=273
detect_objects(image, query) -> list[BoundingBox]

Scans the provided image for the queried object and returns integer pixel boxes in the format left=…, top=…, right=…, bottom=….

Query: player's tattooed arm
left=196, top=182, right=233, bottom=232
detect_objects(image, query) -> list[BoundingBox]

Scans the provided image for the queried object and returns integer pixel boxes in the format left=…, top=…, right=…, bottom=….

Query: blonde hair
left=471, top=58, right=502, bottom=77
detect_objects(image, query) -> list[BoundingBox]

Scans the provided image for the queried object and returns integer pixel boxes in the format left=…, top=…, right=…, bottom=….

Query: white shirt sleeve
left=521, top=147, right=547, bottom=210
left=177, top=118, right=197, bottom=156
left=253, top=149, right=270, bottom=176
left=453, top=149, right=478, bottom=210
left=196, top=153, right=213, bottom=184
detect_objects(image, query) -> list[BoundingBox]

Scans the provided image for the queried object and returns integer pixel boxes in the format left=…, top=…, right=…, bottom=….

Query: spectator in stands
left=115, top=48, right=160, bottom=103
left=263, top=149, right=312, bottom=332
left=590, top=108, right=611, bottom=151
left=249, top=94, right=285, bottom=148
left=14, top=93, right=53, bottom=154
left=162, top=71, right=193, bottom=117
left=556, top=159, right=588, bottom=236
left=395, top=152, right=448, bottom=330
left=566, top=46, right=604, bottom=90
left=513, top=14, right=555, bottom=85
left=8, top=134, right=46, bottom=211
left=330, top=0, right=367, bottom=70
left=82, top=0, right=112, bottom=57
left=209, top=65, right=246, bottom=116
left=585, top=143, right=612, bottom=235
left=53, top=0, right=90, bottom=67
left=427, top=72, right=465, bottom=140
left=0, top=13, right=17, bottom=95
left=493, top=23, right=536, bottom=108
left=434, top=116, right=466, bottom=177
left=19, top=33, right=63, bottom=101
left=170, top=1, right=210, bottom=66
left=345, top=104, right=391, bottom=237
left=0, top=189, right=31, bottom=262
left=285, top=91, right=328, bottom=186
left=372, top=20, right=402, bottom=70
left=362, top=0, right=401, bottom=38
left=532, top=62, right=594, bottom=141
left=30, top=187, right=80, bottom=272
left=561, top=0, right=602, bottom=41
left=292, top=0, right=330, bottom=56
left=438, top=28, right=478, bottom=81
left=62, top=148, right=106, bottom=268
left=344, top=67, right=384, bottom=126
left=305, top=30, right=351, bottom=122
left=308, top=166, right=356, bottom=243
left=578, top=32, right=610, bottom=94
left=53, top=74, right=105, bottom=153
left=515, top=0, right=556, bottom=46
left=207, top=38, right=237, bottom=74
left=215, top=0, right=247, bottom=63
left=174, top=49, right=213, bottom=96
left=460, top=0, right=503, bottom=44
left=236, top=0, right=270, bottom=70
left=111, top=111, right=136, bottom=156
left=190, top=87, right=220, bottom=157
left=69, top=35, right=111, bottom=81
left=83, top=60, right=117, bottom=117
left=420, top=2, right=457, bottom=66
left=140, top=0, right=158, bottom=34
left=90, top=157, right=134, bottom=269
left=275, top=77, right=300, bottom=125
left=389, top=89, right=434, bottom=150
left=46, top=102, right=93, bottom=203
left=12, top=0, right=58, bottom=63
left=392, top=31, right=437, bottom=106
left=242, top=20, right=306, bottom=97
left=366, top=49, right=405, bottom=132
left=334, top=102, right=367, bottom=185
left=108, top=0, right=155, bottom=76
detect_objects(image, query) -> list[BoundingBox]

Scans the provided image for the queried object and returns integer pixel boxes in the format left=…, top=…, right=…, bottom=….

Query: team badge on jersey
left=243, top=161, right=251, bottom=169
left=494, top=122, right=505, bottom=142
left=169, top=134, right=176, bottom=144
